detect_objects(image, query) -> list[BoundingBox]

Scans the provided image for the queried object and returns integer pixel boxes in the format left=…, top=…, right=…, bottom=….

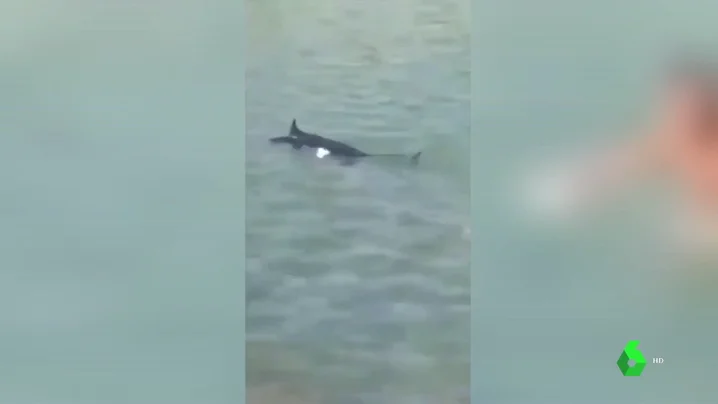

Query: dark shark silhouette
left=270, top=119, right=421, bottom=166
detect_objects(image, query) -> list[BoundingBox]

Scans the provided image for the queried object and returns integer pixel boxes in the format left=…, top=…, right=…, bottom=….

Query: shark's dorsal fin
left=290, top=119, right=308, bottom=137
left=290, top=119, right=299, bottom=135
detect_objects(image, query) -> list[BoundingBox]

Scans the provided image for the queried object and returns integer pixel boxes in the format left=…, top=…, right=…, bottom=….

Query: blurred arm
left=573, top=132, right=668, bottom=203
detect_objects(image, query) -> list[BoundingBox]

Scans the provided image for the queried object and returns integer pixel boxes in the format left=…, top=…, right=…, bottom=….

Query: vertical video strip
left=1, top=1, right=247, bottom=403
left=245, top=0, right=470, bottom=403
left=472, top=1, right=718, bottom=403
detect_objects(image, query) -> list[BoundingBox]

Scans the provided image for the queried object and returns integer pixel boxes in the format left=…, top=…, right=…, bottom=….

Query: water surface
left=247, top=0, right=470, bottom=402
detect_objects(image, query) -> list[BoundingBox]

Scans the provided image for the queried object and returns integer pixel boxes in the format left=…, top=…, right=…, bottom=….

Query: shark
left=269, top=119, right=421, bottom=166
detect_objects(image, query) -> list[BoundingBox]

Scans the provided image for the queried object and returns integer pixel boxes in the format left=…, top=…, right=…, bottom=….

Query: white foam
left=316, top=148, right=330, bottom=159
left=521, top=163, right=585, bottom=222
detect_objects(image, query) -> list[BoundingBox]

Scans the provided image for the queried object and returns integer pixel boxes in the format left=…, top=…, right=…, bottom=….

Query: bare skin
left=578, top=72, right=718, bottom=217
left=660, top=76, right=718, bottom=208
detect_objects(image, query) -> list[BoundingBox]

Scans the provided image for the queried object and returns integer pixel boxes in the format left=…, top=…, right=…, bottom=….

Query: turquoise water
left=474, top=1, right=718, bottom=402
left=0, top=3, right=243, bottom=403
left=247, top=0, right=469, bottom=402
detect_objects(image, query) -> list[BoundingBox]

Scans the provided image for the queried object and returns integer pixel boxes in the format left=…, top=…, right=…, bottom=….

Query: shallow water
left=246, top=0, right=470, bottom=402
left=1, top=3, right=243, bottom=403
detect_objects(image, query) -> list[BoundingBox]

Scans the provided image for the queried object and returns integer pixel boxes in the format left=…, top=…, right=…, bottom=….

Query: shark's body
left=270, top=119, right=421, bottom=166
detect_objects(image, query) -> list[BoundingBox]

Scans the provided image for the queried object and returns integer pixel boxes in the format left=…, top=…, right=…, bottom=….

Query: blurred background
left=246, top=0, right=469, bottom=403
left=474, top=0, right=718, bottom=402
left=1, top=2, right=243, bottom=403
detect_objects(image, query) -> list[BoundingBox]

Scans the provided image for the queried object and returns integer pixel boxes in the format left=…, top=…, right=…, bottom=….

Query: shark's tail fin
left=367, top=151, right=422, bottom=166
left=410, top=151, right=422, bottom=166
